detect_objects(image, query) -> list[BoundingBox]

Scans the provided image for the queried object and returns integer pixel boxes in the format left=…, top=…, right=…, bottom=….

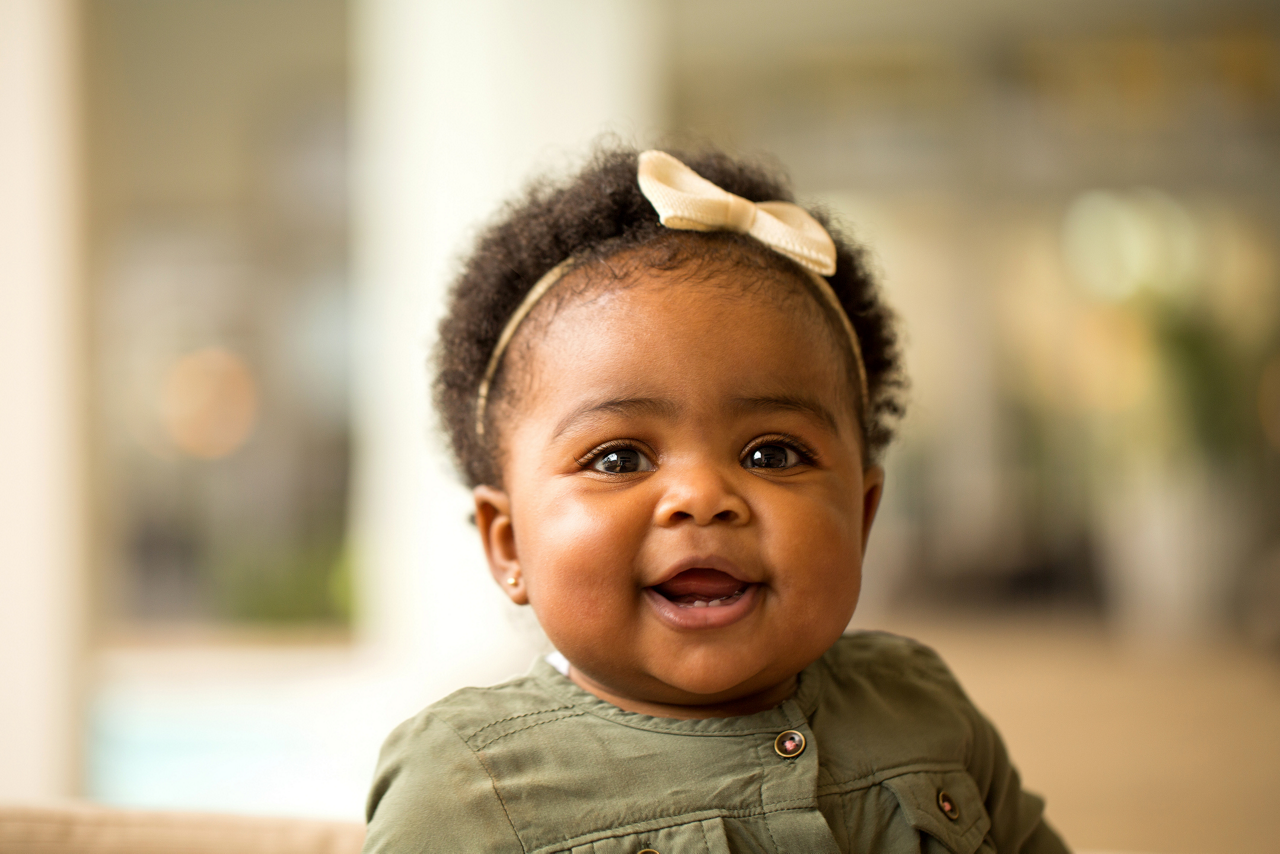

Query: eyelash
left=740, top=434, right=819, bottom=468
left=575, top=434, right=819, bottom=470
left=575, top=439, right=650, bottom=470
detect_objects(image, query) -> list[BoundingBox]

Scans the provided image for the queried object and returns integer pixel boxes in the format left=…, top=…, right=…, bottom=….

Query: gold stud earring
left=506, top=576, right=519, bottom=586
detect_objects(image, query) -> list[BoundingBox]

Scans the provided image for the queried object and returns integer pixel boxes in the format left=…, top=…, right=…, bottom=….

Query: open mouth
left=650, top=568, right=753, bottom=609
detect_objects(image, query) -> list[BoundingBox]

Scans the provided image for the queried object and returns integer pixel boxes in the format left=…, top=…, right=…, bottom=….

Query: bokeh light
left=1062, top=189, right=1203, bottom=303
left=158, top=347, right=259, bottom=460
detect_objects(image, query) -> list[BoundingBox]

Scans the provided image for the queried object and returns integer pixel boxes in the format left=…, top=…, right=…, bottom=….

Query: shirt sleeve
left=362, top=713, right=524, bottom=854
left=961, top=698, right=1071, bottom=854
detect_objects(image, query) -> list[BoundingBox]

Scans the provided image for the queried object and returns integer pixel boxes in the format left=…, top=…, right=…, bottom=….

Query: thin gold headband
left=474, top=151, right=869, bottom=437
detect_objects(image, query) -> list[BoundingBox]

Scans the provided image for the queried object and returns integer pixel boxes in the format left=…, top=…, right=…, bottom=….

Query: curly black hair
left=434, top=145, right=905, bottom=487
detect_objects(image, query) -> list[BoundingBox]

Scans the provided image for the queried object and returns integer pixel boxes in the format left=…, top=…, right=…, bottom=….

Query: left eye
left=744, top=444, right=801, bottom=469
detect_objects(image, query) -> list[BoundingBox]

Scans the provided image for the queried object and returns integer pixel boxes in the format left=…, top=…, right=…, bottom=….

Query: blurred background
left=2, top=0, right=1279, bottom=851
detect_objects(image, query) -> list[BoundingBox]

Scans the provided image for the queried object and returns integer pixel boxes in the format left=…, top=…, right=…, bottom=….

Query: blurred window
left=85, top=0, right=351, bottom=632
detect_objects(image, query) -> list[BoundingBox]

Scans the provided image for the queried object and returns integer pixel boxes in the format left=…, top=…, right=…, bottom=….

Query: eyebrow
left=730, top=394, right=841, bottom=434
left=550, top=393, right=841, bottom=441
left=552, top=396, right=679, bottom=440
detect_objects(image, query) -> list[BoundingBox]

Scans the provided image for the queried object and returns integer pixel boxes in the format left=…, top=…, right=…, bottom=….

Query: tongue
left=655, top=568, right=746, bottom=600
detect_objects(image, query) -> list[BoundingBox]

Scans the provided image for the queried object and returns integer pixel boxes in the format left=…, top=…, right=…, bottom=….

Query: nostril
left=654, top=483, right=749, bottom=527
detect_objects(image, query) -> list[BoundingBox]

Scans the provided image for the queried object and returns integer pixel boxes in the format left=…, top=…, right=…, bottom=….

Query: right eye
left=590, top=447, right=655, bottom=474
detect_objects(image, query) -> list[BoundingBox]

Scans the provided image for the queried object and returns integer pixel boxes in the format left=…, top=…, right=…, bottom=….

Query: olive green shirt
left=363, top=633, right=1069, bottom=853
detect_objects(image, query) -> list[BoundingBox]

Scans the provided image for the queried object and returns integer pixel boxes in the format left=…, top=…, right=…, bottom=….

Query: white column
left=351, top=0, right=664, bottom=704
left=0, top=0, right=85, bottom=799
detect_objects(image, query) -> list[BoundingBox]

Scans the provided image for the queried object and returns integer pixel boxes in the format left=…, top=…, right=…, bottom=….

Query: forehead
left=507, top=261, right=857, bottom=428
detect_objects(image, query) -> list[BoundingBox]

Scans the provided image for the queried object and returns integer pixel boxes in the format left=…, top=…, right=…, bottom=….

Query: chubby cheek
left=513, top=487, right=648, bottom=631
left=760, top=490, right=865, bottom=621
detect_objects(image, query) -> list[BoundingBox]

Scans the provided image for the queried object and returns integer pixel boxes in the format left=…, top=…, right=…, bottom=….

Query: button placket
left=757, top=720, right=816, bottom=805
left=756, top=713, right=839, bottom=853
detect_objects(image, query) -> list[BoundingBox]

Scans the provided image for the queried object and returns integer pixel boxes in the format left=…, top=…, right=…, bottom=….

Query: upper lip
left=647, top=554, right=754, bottom=588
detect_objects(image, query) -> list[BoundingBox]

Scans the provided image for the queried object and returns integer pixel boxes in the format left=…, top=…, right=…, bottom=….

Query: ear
left=859, top=465, right=885, bottom=558
left=473, top=485, right=528, bottom=605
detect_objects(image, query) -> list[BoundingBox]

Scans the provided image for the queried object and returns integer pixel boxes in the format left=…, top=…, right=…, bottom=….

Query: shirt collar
left=530, top=652, right=825, bottom=736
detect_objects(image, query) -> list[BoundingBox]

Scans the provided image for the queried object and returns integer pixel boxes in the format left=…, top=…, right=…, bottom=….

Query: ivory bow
left=637, top=150, right=837, bottom=276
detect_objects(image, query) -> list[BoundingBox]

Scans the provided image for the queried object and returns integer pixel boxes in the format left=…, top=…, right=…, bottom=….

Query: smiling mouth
left=651, top=568, right=753, bottom=609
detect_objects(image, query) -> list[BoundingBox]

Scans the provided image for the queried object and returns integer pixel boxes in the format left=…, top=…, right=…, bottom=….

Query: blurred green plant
left=212, top=535, right=352, bottom=625
left=1148, top=297, right=1268, bottom=464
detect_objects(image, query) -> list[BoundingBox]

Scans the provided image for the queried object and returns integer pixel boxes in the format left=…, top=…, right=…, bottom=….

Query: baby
left=362, top=148, right=1069, bottom=853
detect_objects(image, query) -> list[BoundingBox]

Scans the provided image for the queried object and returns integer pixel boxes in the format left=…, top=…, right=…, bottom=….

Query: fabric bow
left=637, top=150, right=837, bottom=277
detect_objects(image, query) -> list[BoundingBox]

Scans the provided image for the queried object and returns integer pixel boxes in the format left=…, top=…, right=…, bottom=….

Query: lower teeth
left=679, top=591, right=742, bottom=609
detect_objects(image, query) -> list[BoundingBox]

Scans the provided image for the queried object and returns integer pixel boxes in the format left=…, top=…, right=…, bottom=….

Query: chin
left=658, top=662, right=774, bottom=702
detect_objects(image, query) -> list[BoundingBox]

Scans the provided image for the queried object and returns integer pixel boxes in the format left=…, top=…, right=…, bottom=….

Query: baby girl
left=362, top=147, right=1069, bottom=854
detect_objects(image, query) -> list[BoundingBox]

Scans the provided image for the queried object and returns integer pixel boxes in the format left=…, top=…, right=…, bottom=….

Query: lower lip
left=643, top=584, right=760, bottom=630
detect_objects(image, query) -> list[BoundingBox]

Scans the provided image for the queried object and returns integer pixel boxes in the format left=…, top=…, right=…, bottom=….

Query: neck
left=567, top=667, right=799, bottom=720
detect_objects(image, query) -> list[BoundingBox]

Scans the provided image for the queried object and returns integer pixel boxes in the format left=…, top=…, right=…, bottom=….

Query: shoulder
left=809, top=632, right=986, bottom=771
left=392, top=671, right=585, bottom=753
left=818, top=631, right=973, bottom=708
left=369, top=669, right=579, bottom=790
left=363, top=674, right=569, bottom=854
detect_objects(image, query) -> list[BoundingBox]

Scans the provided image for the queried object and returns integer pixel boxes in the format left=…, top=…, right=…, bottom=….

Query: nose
left=653, top=461, right=751, bottom=527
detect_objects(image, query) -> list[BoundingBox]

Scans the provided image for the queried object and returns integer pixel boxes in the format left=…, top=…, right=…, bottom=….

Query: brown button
left=774, top=730, right=806, bottom=758
left=937, top=789, right=960, bottom=820
left=637, top=850, right=660, bottom=854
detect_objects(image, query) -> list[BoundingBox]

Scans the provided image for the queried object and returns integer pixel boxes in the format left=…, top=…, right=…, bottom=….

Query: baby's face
left=473, top=263, right=883, bottom=718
